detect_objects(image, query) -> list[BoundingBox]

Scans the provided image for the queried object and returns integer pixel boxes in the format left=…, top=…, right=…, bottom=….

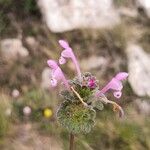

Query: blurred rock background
left=0, top=0, right=150, bottom=149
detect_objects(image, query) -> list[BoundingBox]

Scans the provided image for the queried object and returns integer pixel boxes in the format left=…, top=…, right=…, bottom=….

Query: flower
left=88, top=77, right=97, bottom=89
left=47, top=40, right=128, bottom=120
left=96, top=72, right=128, bottom=98
left=12, top=89, right=20, bottom=98
left=43, top=108, right=53, bottom=118
left=47, top=59, right=69, bottom=89
left=59, top=56, right=66, bottom=64
left=23, top=106, right=31, bottom=116
left=59, top=40, right=81, bottom=79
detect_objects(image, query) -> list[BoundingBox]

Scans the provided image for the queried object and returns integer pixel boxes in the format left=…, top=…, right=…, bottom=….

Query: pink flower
left=59, top=56, right=66, bottom=64
left=88, top=78, right=97, bottom=89
left=59, top=40, right=81, bottom=79
left=47, top=59, right=69, bottom=89
left=96, top=72, right=128, bottom=98
left=12, top=89, right=20, bottom=98
left=23, top=106, right=31, bottom=116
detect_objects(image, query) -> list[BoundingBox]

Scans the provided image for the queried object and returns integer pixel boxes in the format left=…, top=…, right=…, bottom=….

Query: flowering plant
left=47, top=40, right=128, bottom=149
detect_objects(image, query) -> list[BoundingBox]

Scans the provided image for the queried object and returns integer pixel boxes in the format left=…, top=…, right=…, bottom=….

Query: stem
left=69, top=133, right=75, bottom=150
left=102, top=98, right=124, bottom=117
left=71, top=87, right=87, bottom=106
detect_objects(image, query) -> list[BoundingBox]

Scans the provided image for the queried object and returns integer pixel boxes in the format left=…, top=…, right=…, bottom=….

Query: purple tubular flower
left=96, top=72, right=128, bottom=98
left=59, top=40, right=69, bottom=48
left=59, top=56, right=66, bottom=64
left=88, top=78, right=97, bottom=89
left=59, top=40, right=81, bottom=79
left=47, top=59, right=69, bottom=89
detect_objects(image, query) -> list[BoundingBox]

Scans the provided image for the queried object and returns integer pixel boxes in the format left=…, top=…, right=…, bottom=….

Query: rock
left=126, top=44, right=150, bottom=97
left=41, top=67, right=52, bottom=89
left=0, top=39, right=29, bottom=61
left=80, top=55, right=108, bottom=71
left=38, top=0, right=120, bottom=32
left=118, top=7, right=137, bottom=18
left=136, top=0, right=150, bottom=17
left=25, top=36, right=39, bottom=52
left=135, top=99, right=150, bottom=115
left=7, top=124, right=63, bottom=150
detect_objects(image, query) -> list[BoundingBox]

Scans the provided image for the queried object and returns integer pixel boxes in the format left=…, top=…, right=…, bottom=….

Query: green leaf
left=60, top=90, right=76, bottom=102
left=57, top=100, right=96, bottom=134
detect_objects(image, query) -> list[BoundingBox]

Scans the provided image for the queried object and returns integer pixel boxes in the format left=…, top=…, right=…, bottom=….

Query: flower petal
left=59, top=40, right=81, bottom=79
left=115, top=72, right=128, bottom=81
left=53, top=68, right=63, bottom=80
left=113, top=91, right=122, bottom=98
left=97, top=72, right=128, bottom=98
left=47, top=60, right=58, bottom=69
left=59, top=40, right=69, bottom=48
left=108, top=78, right=123, bottom=91
left=50, top=78, right=57, bottom=87
left=88, top=78, right=97, bottom=89
left=61, top=49, right=72, bottom=58
left=59, top=56, right=66, bottom=64
left=47, top=59, right=69, bottom=89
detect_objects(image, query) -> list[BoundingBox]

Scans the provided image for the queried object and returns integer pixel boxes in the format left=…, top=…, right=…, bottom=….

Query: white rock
left=0, top=39, right=29, bottom=60
left=118, top=7, right=137, bottom=18
left=25, top=36, right=39, bottom=49
left=38, top=0, right=120, bottom=32
left=80, top=56, right=108, bottom=70
left=136, top=0, right=150, bottom=17
left=135, top=99, right=150, bottom=115
left=41, top=67, right=52, bottom=89
left=126, top=44, right=150, bottom=97
left=26, top=37, right=36, bottom=46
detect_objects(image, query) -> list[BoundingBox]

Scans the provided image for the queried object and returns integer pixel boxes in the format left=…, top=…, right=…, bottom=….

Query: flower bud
left=23, top=106, right=31, bottom=116
left=12, top=89, right=20, bottom=98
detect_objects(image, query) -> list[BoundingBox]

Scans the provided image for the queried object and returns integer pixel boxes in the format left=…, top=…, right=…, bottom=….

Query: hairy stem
left=69, top=133, right=75, bottom=150
left=71, top=86, right=87, bottom=106
left=104, top=98, right=124, bottom=117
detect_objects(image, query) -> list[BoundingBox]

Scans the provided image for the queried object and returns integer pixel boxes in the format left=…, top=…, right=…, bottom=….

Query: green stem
left=69, top=133, right=75, bottom=150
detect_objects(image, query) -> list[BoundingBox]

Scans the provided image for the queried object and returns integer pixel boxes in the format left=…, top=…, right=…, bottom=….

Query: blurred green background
left=0, top=0, right=150, bottom=150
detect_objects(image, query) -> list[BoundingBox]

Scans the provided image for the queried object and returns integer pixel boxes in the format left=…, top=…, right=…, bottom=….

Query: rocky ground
left=0, top=123, right=63, bottom=150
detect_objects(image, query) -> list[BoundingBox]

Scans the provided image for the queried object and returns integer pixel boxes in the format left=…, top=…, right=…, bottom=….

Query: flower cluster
left=47, top=40, right=128, bottom=134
